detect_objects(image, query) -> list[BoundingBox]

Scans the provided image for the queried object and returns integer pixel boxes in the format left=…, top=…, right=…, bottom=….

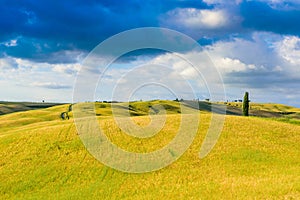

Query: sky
left=1, top=0, right=300, bottom=107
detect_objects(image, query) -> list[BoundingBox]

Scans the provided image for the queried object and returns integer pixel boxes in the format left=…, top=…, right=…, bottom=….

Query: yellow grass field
left=0, top=101, right=299, bottom=199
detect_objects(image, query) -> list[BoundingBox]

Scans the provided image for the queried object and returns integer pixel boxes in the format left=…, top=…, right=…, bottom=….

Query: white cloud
left=52, top=63, right=81, bottom=75
left=204, top=32, right=284, bottom=69
left=192, top=9, right=228, bottom=29
left=163, top=8, right=229, bottom=29
left=129, top=32, right=300, bottom=106
left=110, top=65, right=185, bottom=100
left=0, top=56, right=80, bottom=102
left=214, top=57, right=256, bottom=73
left=275, top=36, right=300, bottom=65
left=150, top=53, right=198, bottom=79
left=179, top=67, right=198, bottom=79
left=160, top=6, right=242, bottom=40
left=89, top=52, right=220, bottom=101
left=169, top=8, right=229, bottom=29
left=0, top=56, right=18, bottom=70
left=1, top=32, right=300, bottom=106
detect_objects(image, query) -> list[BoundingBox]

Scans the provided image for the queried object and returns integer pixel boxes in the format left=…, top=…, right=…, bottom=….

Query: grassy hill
left=0, top=101, right=63, bottom=115
left=225, top=102, right=300, bottom=113
left=0, top=101, right=299, bottom=199
left=224, top=102, right=300, bottom=116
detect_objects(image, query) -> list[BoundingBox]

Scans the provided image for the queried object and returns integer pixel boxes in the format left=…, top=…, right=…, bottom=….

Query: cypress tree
left=243, top=92, right=249, bottom=116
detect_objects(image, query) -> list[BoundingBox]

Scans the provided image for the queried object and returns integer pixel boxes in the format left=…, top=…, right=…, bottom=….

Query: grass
left=225, top=102, right=300, bottom=113
left=263, top=116, right=300, bottom=126
left=0, top=101, right=62, bottom=115
left=0, top=101, right=299, bottom=199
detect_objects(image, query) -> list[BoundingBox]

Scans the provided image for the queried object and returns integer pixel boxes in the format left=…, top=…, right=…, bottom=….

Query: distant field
left=0, top=101, right=299, bottom=199
left=1, top=100, right=300, bottom=119
left=215, top=101, right=300, bottom=120
left=0, top=101, right=63, bottom=115
left=223, top=102, right=300, bottom=113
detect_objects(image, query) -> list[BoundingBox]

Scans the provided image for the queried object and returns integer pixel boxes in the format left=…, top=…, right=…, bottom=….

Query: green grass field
left=0, top=101, right=299, bottom=199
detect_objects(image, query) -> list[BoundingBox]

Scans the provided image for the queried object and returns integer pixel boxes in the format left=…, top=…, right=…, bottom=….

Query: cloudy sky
left=1, top=0, right=300, bottom=107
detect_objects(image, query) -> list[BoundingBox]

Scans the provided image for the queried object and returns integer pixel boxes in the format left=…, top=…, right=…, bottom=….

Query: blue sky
left=1, top=0, right=300, bottom=107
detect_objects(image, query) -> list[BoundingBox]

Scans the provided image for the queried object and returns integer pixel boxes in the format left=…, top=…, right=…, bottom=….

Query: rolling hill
left=0, top=101, right=299, bottom=199
left=0, top=101, right=63, bottom=115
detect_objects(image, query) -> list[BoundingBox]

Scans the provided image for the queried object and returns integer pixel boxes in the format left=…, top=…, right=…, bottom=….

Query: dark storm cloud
left=1, top=0, right=300, bottom=64
left=0, top=0, right=208, bottom=62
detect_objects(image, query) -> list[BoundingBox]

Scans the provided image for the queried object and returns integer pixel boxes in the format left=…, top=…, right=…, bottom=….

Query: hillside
left=0, top=101, right=63, bottom=115
left=224, top=102, right=300, bottom=117
left=210, top=101, right=300, bottom=119
left=2, top=100, right=300, bottom=119
left=0, top=101, right=300, bottom=199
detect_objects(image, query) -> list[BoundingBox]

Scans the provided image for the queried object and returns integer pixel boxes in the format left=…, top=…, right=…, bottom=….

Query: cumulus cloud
left=275, top=36, right=300, bottom=65
left=0, top=56, right=79, bottom=101
left=107, top=31, right=298, bottom=105
left=160, top=6, right=242, bottom=40
left=0, top=56, right=19, bottom=70
left=213, top=57, right=256, bottom=73
left=52, top=63, right=81, bottom=75
left=161, top=8, right=235, bottom=31
left=0, top=55, right=81, bottom=76
left=91, top=30, right=299, bottom=104
left=204, top=32, right=284, bottom=68
left=201, top=32, right=300, bottom=105
left=96, top=49, right=228, bottom=102
left=166, top=8, right=229, bottom=29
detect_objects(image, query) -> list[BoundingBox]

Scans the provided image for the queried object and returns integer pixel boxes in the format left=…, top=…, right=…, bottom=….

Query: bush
left=99, top=104, right=106, bottom=108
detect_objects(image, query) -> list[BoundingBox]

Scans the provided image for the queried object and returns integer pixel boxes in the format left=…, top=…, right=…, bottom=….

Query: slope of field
left=0, top=101, right=63, bottom=115
left=226, top=102, right=300, bottom=113
left=0, top=102, right=300, bottom=199
left=2, top=100, right=299, bottom=119
left=92, top=100, right=183, bottom=117
left=212, top=101, right=300, bottom=119
left=228, top=102, right=300, bottom=114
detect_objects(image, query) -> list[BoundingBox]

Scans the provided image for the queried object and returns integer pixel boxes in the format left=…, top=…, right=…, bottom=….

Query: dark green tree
left=243, top=92, right=249, bottom=116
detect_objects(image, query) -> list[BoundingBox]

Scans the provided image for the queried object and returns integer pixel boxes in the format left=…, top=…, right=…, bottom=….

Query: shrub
left=99, top=104, right=106, bottom=108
